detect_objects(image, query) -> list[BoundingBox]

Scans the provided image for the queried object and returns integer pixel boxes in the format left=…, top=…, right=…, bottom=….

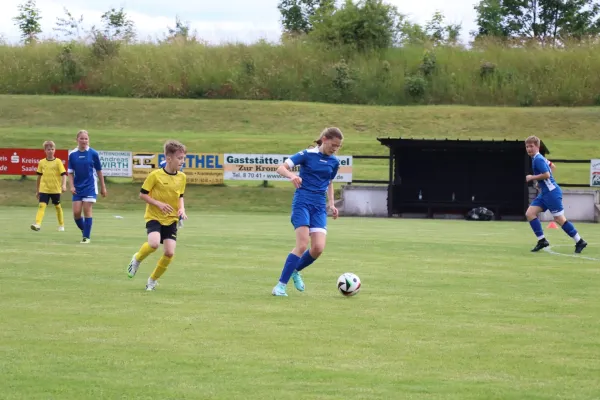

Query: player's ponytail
left=312, top=127, right=343, bottom=148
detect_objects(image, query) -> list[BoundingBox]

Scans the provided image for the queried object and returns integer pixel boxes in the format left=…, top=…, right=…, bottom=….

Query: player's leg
left=273, top=205, right=310, bottom=296
left=549, top=197, right=587, bottom=254
left=51, top=194, right=65, bottom=231
left=146, top=223, right=177, bottom=291
left=81, top=199, right=96, bottom=243
left=128, top=221, right=161, bottom=278
left=32, top=194, right=50, bottom=231
left=72, top=198, right=85, bottom=233
left=526, top=196, right=549, bottom=252
left=291, top=205, right=328, bottom=291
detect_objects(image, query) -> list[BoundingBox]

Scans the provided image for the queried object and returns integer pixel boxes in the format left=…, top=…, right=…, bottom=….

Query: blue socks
left=83, top=217, right=93, bottom=239
left=529, top=218, right=544, bottom=239
left=296, top=250, right=316, bottom=272
left=530, top=217, right=582, bottom=243
left=75, top=217, right=85, bottom=231
left=279, top=253, right=300, bottom=285
left=561, top=221, right=581, bottom=242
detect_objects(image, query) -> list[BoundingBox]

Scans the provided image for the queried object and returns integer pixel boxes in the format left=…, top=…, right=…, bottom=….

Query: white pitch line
left=543, top=244, right=600, bottom=262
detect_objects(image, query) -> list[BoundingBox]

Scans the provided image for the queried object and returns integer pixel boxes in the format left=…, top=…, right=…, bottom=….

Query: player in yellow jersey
left=31, top=141, right=67, bottom=231
left=127, top=140, right=188, bottom=291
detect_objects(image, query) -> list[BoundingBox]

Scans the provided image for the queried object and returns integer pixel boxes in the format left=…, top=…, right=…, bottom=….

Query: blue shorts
left=531, top=191, right=564, bottom=216
left=72, top=193, right=97, bottom=203
left=291, top=202, right=327, bottom=234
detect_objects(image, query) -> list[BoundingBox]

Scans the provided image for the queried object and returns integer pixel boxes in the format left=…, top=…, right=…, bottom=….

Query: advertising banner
left=133, top=152, right=224, bottom=185
left=158, top=153, right=224, bottom=185
left=223, top=153, right=353, bottom=182
left=132, top=153, right=158, bottom=182
left=0, top=148, right=68, bottom=175
left=591, top=159, right=600, bottom=187
left=98, top=151, right=132, bottom=177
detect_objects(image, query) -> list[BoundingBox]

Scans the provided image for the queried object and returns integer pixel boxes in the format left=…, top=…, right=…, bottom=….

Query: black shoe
left=531, top=239, right=550, bottom=252
left=575, top=239, right=587, bottom=254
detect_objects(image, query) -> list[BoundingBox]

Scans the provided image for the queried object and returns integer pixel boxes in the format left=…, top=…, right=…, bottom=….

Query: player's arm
left=178, top=177, right=187, bottom=219
left=178, top=195, right=187, bottom=220
left=67, top=153, right=77, bottom=194
left=327, top=182, right=336, bottom=207
left=526, top=158, right=551, bottom=182
left=328, top=163, right=340, bottom=218
left=92, top=152, right=107, bottom=197
left=35, top=174, right=41, bottom=199
left=139, top=174, right=173, bottom=213
left=59, top=160, right=67, bottom=192
left=278, top=152, right=305, bottom=188
left=35, top=161, right=43, bottom=198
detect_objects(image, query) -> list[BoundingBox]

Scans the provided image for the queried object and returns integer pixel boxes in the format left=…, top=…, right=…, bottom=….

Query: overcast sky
left=0, top=0, right=479, bottom=44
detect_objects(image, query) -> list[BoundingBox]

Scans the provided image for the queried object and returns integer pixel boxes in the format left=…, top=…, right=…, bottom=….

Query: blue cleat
left=272, top=282, right=288, bottom=297
left=291, top=270, right=305, bottom=292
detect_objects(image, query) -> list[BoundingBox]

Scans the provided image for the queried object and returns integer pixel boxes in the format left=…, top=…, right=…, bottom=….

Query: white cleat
left=146, top=277, right=158, bottom=291
left=58, top=226, right=65, bottom=232
left=30, top=224, right=41, bottom=231
left=127, top=253, right=140, bottom=278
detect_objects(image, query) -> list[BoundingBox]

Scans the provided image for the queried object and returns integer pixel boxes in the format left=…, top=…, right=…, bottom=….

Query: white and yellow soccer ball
left=337, top=272, right=361, bottom=297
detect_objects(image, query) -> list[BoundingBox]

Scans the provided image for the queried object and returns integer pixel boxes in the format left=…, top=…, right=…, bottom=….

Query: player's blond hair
left=43, top=140, right=55, bottom=149
left=314, top=127, right=344, bottom=147
left=525, top=135, right=540, bottom=147
left=164, top=140, right=187, bottom=156
left=76, top=130, right=88, bottom=138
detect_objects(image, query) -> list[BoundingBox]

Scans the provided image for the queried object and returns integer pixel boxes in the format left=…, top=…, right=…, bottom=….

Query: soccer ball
left=337, top=272, right=361, bottom=297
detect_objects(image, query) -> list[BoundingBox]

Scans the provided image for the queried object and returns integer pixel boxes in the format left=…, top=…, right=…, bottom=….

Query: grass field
left=1, top=95, right=599, bottom=186
left=2, top=207, right=600, bottom=399
left=2, top=94, right=600, bottom=399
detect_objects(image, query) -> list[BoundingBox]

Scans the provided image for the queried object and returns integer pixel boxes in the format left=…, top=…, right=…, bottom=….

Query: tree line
left=7, top=0, right=600, bottom=48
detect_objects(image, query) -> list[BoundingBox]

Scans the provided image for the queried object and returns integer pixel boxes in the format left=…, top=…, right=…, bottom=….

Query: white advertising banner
left=223, top=153, right=352, bottom=182
left=99, top=151, right=132, bottom=177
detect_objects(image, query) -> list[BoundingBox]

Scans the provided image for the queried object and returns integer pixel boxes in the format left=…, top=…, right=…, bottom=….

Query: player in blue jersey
left=525, top=136, right=587, bottom=253
left=271, top=127, right=344, bottom=297
left=159, top=157, right=186, bottom=228
left=68, top=130, right=107, bottom=244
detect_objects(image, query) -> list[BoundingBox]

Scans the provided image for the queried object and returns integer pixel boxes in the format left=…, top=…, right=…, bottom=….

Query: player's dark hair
left=314, top=127, right=344, bottom=147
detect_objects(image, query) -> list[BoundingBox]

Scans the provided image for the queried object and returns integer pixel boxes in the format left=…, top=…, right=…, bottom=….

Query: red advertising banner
left=0, top=148, right=69, bottom=175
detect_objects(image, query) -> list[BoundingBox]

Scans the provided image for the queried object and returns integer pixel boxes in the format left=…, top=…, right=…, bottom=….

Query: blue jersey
left=159, top=159, right=184, bottom=171
left=285, top=147, right=340, bottom=204
left=68, top=147, right=102, bottom=195
left=532, top=153, right=560, bottom=195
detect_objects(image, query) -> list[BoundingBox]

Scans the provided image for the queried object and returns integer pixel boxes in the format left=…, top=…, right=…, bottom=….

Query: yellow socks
left=150, top=255, right=173, bottom=280
left=134, top=243, right=174, bottom=282
left=55, top=204, right=64, bottom=226
left=136, top=242, right=157, bottom=262
left=35, top=203, right=47, bottom=225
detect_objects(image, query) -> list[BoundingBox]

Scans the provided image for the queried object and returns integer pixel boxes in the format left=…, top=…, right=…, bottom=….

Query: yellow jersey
left=141, top=168, right=186, bottom=225
left=37, top=158, right=66, bottom=194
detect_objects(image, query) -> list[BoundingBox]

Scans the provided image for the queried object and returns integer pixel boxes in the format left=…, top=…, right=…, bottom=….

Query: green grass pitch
left=1, top=207, right=600, bottom=399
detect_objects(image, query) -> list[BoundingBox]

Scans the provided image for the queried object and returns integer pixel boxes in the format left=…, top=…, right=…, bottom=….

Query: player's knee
left=295, top=243, right=308, bottom=254
left=311, top=243, right=325, bottom=258
left=164, top=250, right=175, bottom=258
left=148, top=241, right=160, bottom=249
